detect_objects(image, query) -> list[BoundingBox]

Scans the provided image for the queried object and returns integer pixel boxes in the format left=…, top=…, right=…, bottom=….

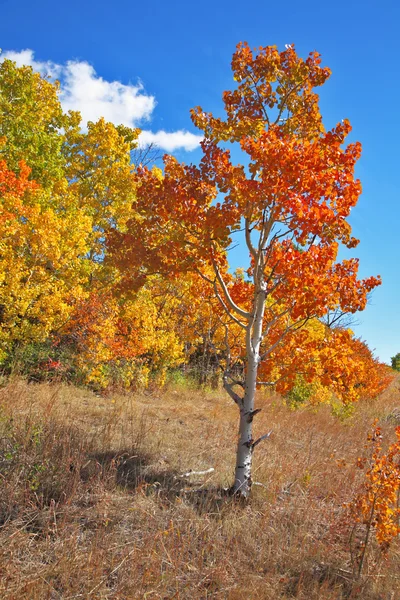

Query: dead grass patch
left=0, top=378, right=399, bottom=598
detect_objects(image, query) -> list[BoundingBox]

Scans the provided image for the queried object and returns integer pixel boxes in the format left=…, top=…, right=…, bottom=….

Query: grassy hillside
left=1, top=378, right=399, bottom=599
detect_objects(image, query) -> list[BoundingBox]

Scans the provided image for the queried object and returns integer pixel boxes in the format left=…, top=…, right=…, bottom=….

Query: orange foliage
left=349, top=423, right=400, bottom=568
left=0, top=46, right=390, bottom=404
left=260, top=324, right=393, bottom=403
left=109, top=42, right=384, bottom=402
left=0, top=159, right=38, bottom=200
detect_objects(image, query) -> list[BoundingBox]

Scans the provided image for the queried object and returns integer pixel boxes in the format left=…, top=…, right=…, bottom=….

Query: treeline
left=0, top=58, right=239, bottom=389
left=0, top=57, right=392, bottom=403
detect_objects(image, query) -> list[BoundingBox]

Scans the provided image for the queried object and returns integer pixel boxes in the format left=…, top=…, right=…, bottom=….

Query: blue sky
left=1, top=0, right=399, bottom=363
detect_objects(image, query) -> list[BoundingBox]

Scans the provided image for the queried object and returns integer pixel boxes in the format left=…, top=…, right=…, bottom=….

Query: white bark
left=207, top=227, right=273, bottom=498
left=231, top=284, right=266, bottom=497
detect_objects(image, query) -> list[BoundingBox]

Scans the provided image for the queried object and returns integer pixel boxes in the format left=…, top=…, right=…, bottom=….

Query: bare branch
left=253, top=481, right=268, bottom=489
left=273, top=76, right=309, bottom=126
left=176, top=467, right=215, bottom=479
left=225, top=374, right=245, bottom=388
left=194, top=266, right=249, bottom=327
left=223, top=379, right=244, bottom=406
left=245, top=408, right=262, bottom=423
left=213, top=280, right=247, bottom=329
left=262, top=307, right=290, bottom=338
left=211, top=257, right=252, bottom=321
left=252, top=431, right=273, bottom=449
left=211, top=321, right=244, bottom=408
left=194, top=268, right=215, bottom=286
left=323, top=308, right=360, bottom=330
left=131, top=142, right=163, bottom=168
left=248, top=72, right=270, bottom=125
left=260, top=314, right=314, bottom=360
left=245, top=216, right=257, bottom=261
left=259, top=211, right=276, bottom=253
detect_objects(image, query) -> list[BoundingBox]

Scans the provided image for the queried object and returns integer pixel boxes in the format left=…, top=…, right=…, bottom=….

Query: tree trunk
left=231, top=286, right=266, bottom=498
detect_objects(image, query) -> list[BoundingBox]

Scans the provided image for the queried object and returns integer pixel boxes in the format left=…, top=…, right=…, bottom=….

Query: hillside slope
left=1, top=379, right=399, bottom=599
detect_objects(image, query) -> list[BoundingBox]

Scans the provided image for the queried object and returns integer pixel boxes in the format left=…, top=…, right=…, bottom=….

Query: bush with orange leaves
left=348, top=422, right=400, bottom=577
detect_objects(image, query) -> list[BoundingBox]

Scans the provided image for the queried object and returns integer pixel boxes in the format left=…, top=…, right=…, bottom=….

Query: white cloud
left=60, top=61, right=156, bottom=126
left=139, top=129, right=202, bottom=152
left=1, top=49, right=61, bottom=78
left=0, top=49, right=203, bottom=152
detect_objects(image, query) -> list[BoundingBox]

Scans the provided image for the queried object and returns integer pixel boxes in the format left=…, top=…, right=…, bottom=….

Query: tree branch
left=223, top=378, right=244, bottom=406
left=260, top=315, right=314, bottom=360
left=213, top=280, right=247, bottom=329
left=262, top=307, right=290, bottom=338
left=176, top=467, right=215, bottom=479
left=245, top=408, right=262, bottom=422
left=217, top=322, right=245, bottom=408
left=211, top=257, right=252, bottom=321
left=245, top=216, right=257, bottom=262
left=252, top=430, right=273, bottom=449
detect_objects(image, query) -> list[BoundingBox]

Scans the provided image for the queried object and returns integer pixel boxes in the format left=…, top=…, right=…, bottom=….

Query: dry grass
left=0, top=377, right=399, bottom=599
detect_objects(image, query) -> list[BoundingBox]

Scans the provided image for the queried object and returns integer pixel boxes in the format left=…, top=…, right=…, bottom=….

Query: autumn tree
left=391, top=353, right=400, bottom=372
left=267, top=323, right=393, bottom=406
left=0, top=57, right=205, bottom=385
left=0, top=159, right=92, bottom=361
left=0, top=58, right=147, bottom=381
left=349, top=423, right=400, bottom=576
left=63, top=117, right=139, bottom=267
left=0, top=59, right=67, bottom=187
left=0, top=57, right=139, bottom=266
left=59, top=278, right=190, bottom=389
left=110, top=43, right=382, bottom=497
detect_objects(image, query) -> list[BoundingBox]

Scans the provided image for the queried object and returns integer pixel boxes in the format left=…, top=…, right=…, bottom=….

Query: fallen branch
left=253, top=481, right=268, bottom=489
left=175, top=467, right=215, bottom=479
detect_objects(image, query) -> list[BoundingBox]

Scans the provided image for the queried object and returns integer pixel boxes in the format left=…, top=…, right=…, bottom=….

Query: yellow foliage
left=0, top=160, right=91, bottom=355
